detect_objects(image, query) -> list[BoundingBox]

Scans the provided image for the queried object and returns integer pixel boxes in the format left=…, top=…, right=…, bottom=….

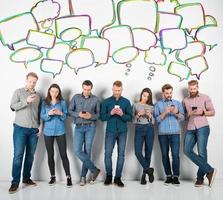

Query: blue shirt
left=41, top=100, right=68, bottom=136
left=154, top=99, right=184, bottom=135
left=100, top=96, right=132, bottom=133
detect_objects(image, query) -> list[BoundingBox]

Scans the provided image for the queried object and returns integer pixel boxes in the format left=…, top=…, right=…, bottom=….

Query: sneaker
left=172, top=177, right=180, bottom=186
left=22, top=179, right=37, bottom=186
left=164, top=176, right=173, bottom=186
left=195, top=178, right=204, bottom=187
left=67, top=177, right=72, bottom=187
left=146, top=168, right=154, bottom=183
left=140, top=173, right=146, bottom=185
left=8, top=184, right=18, bottom=194
left=48, top=176, right=56, bottom=185
left=104, top=175, right=112, bottom=185
left=114, top=177, right=124, bottom=187
left=90, top=168, right=100, bottom=183
left=79, top=177, right=86, bottom=186
left=206, top=169, right=217, bottom=187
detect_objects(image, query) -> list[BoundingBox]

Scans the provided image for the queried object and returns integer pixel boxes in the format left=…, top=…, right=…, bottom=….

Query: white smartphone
left=114, top=105, right=120, bottom=109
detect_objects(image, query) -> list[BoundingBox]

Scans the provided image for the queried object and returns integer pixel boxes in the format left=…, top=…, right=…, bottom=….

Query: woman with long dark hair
left=133, top=88, right=155, bottom=185
left=41, top=84, right=72, bottom=187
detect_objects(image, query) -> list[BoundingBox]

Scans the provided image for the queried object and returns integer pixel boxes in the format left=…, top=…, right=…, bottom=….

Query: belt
left=76, top=122, right=94, bottom=126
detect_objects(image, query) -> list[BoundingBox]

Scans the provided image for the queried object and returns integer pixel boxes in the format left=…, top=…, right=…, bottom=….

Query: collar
left=163, top=98, right=172, bottom=102
left=189, top=92, right=200, bottom=98
left=81, top=93, right=92, bottom=99
left=112, top=95, right=122, bottom=101
left=25, top=87, right=36, bottom=93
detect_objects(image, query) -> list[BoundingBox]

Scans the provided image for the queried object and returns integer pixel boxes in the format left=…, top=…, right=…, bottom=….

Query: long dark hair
left=45, top=83, right=63, bottom=105
left=139, top=88, right=153, bottom=105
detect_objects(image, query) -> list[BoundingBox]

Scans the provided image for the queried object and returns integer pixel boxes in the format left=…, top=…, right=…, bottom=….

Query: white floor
left=0, top=180, right=222, bottom=200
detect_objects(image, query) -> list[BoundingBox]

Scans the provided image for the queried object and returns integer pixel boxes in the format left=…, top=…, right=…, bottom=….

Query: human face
left=26, top=76, right=38, bottom=91
left=112, top=85, right=122, bottom=99
left=188, top=84, right=199, bottom=97
left=82, top=84, right=92, bottom=97
left=163, top=88, right=173, bottom=100
left=141, top=92, right=149, bottom=104
left=50, top=87, right=59, bottom=100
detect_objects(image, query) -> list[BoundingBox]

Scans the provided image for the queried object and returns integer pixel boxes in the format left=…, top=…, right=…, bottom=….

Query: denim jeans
left=184, top=126, right=213, bottom=179
left=158, top=134, right=180, bottom=177
left=104, top=131, right=127, bottom=178
left=11, top=124, right=38, bottom=185
left=73, top=125, right=97, bottom=177
left=134, top=124, right=154, bottom=172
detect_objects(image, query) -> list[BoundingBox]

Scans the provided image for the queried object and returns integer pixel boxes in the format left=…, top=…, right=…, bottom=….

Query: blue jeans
left=134, top=124, right=154, bottom=172
left=158, top=134, right=180, bottom=177
left=73, top=125, right=97, bottom=177
left=104, top=132, right=127, bottom=178
left=184, top=126, right=213, bottom=179
left=11, top=124, right=38, bottom=185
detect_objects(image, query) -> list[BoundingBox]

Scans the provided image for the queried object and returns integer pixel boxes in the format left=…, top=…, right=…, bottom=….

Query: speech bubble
left=175, top=3, right=205, bottom=32
left=160, top=28, right=187, bottom=52
left=117, top=0, right=158, bottom=32
left=157, top=12, right=182, bottom=33
left=102, top=25, right=134, bottom=56
left=60, top=27, right=82, bottom=42
left=40, top=58, right=63, bottom=78
left=195, top=25, right=218, bottom=50
left=168, top=62, right=191, bottom=81
left=71, top=0, right=115, bottom=36
left=205, top=15, right=217, bottom=26
left=66, top=48, right=94, bottom=74
left=176, top=41, right=206, bottom=63
left=112, top=46, right=139, bottom=64
left=185, top=56, right=208, bottom=80
left=10, top=47, right=43, bottom=68
left=0, top=12, right=38, bottom=50
left=55, top=15, right=91, bottom=39
left=156, top=0, right=179, bottom=13
left=46, top=42, right=71, bottom=64
left=144, top=46, right=167, bottom=65
left=80, top=36, right=110, bottom=66
left=132, top=28, right=157, bottom=51
left=26, top=30, right=56, bottom=49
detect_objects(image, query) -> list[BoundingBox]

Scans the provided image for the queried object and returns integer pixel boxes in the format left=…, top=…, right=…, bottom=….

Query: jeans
left=104, top=131, right=127, bottom=178
left=134, top=124, right=154, bottom=172
left=44, top=135, right=71, bottom=176
left=11, top=124, right=38, bottom=185
left=158, top=134, right=180, bottom=177
left=184, top=126, right=213, bottom=179
left=73, top=125, right=97, bottom=177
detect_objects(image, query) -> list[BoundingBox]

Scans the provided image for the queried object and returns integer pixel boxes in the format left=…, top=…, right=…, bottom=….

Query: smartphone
left=82, top=111, right=86, bottom=114
left=170, top=105, right=175, bottom=107
left=192, top=106, right=197, bottom=111
left=114, top=105, right=120, bottom=109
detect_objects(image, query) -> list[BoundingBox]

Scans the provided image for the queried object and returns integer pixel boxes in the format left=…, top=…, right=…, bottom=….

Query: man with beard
left=183, top=80, right=216, bottom=187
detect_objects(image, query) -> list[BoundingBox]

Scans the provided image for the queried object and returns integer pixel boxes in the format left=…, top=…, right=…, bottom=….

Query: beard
left=190, top=91, right=198, bottom=97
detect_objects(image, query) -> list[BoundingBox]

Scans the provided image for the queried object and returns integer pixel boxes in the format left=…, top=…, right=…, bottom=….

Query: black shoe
left=8, top=184, right=18, bottom=194
left=164, top=176, right=173, bottom=185
left=146, top=168, right=154, bottom=183
left=22, top=179, right=37, bottom=186
left=48, top=176, right=56, bottom=185
left=140, top=173, right=146, bottom=185
left=114, top=177, right=124, bottom=187
left=67, top=177, right=73, bottom=187
left=104, top=175, right=112, bottom=185
left=172, top=177, right=180, bottom=186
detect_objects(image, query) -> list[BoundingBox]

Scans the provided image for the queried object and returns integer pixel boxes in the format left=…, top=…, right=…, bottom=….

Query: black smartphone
left=170, top=105, right=175, bottom=107
left=192, top=106, right=197, bottom=111
left=82, top=111, right=86, bottom=114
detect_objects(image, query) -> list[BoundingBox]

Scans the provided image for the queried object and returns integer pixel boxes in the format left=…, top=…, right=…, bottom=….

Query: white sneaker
left=79, top=177, right=86, bottom=186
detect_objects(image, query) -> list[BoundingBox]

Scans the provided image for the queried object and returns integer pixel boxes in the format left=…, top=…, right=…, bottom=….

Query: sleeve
left=68, top=96, right=80, bottom=118
left=120, top=100, right=132, bottom=122
left=178, top=101, right=185, bottom=122
left=60, top=100, right=68, bottom=121
left=154, top=103, right=162, bottom=123
left=10, top=89, right=28, bottom=111
left=205, top=96, right=215, bottom=112
left=40, top=101, right=51, bottom=121
left=100, top=100, right=112, bottom=121
left=90, top=98, right=100, bottom=121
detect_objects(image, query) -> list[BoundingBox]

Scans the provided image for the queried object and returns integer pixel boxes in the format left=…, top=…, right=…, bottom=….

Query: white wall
left=0, top=0, right=223, bottom=181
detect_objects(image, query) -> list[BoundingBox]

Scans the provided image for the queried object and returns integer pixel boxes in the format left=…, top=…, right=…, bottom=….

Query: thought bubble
left=0, top=12, right=38, bottom=50
left=156, top=0, right=179, bottom=13
left=55, top=15, right=91, bottom=39
left=157, top=12, right=182, bottom=33
left=168, top=61, right=191, bottom=81
left=46, top=42, right=71, bottom=63
left=40, top=58, right=63, bottom=78
left=71, top=0, right=115, bottom=36
left=26, top=30, right=56, bottom=49
left=132, top=28, right=157, bottom=51
left=185, top=56, right=208, bottom=80
left=31, top=0, right=60, bottom=23
left=195, top=25, right=218, bottom=50
left=60, top=27, right=81, bottom=42
left=66, top=48, right=94, bottom=74
left=112, top=46, right=139, bottom=64
left=10, top=47, right=43, bottom=68
left=205, top=15, right=217, bottom=26
left=118, top=0, right=158, bottom=32
left=176, top=41, right=206, bottom=63
left=81, top=36, right=110, bottom=66
left=102, top=25, right=134, bottom=56
left=175, top=3, right=205, bottom=32
left=144, top=46, right=167, bottom=65
left=160, top=28, right=187, bottom=52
